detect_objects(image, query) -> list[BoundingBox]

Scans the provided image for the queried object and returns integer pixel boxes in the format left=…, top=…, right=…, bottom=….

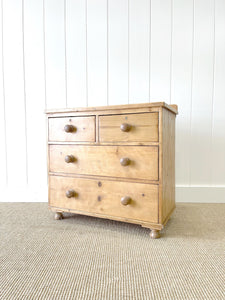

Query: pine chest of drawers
left=46, top=102, right=178, bottom=238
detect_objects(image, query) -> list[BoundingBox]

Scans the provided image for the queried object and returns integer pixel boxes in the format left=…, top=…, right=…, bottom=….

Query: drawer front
left=49, top=145, right=158, bottom=181
left=49, top=175, right=158, bottom=223
left=48, top=116, right=95, bottom=142
left=99, top=112, right=158, bottom=142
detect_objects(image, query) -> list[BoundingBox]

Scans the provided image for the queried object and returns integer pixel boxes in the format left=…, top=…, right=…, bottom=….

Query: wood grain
left=49, top=175, right=158, bottom=223
left=49, top=144, right=159, bottom=181
left=161, top=108, right=176, bottom=223
left=99, top=112, right=158, bottom=142
left=48, top=116, right=95, bottom=142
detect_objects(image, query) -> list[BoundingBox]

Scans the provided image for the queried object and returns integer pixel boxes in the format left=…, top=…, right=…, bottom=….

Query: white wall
left=0, top=0, right=225, bottom=203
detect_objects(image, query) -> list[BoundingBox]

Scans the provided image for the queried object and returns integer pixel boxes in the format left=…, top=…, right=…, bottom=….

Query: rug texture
left=0, top=203, right=224, bottom=300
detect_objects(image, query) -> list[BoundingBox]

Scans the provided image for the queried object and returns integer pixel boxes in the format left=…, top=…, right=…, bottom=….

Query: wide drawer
left=99, top=112, right=158, bottom=142
left=49, top=145, right=158, bottom=181
left=48, top=116, right=95, bottom=142
left=49, top=175, right=158, bottom=223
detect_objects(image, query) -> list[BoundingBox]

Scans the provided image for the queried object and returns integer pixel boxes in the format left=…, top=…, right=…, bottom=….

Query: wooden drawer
left=48, top=116, right=95, bottom=142
left=99, top=112, right=158, bottom=142
left=49, top=145, right=158, bottom=181
left=49, top=175, right=158, bottom=223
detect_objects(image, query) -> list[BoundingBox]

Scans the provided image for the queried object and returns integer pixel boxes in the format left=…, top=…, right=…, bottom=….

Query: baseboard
left=176, top=186, right=225, bottom=203
left=0, top=185, right=48, bottom=202
left=0, top=185, right=225, bottom=203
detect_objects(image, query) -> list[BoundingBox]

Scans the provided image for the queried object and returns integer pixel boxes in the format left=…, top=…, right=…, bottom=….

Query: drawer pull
left=120, top=123, right=131, bottom=132
left=66, top=189, right=76, bottom=198
left=120, top=157, right=130, bottom=166
left=64, top=124, right=76, bottom=133
left=65, top=155, right=75, bottom=163
left=121, top=196, right=131, bottom=206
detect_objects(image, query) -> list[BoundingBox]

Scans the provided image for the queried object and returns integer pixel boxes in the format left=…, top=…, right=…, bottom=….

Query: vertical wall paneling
left=108, top=0, right=129, bottom=105
left=0, top=0, right=7, bottom=185
left=45, top=0, right=66, bottom=108
left=211, top=0, right=225, bottom=185
left=24, top=0, right=47, bottom=191
left=66, top=0, right=87, bottom=107
left=2, top=0, right=27, bottom=186
left=1, top=0, right=225, bottom=202
left=190, top=0, right=215, bottom=185
left=129, top=0, right=150, bottom=103
left=150, top=0, right=172, bottom=102
left=171, top=0, right=193, bottom=185
left=86, top=0, right=107, bottom=106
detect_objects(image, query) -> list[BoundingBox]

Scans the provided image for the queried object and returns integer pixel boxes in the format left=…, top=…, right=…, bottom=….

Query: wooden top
left=45, top=102, right=178, bottom=115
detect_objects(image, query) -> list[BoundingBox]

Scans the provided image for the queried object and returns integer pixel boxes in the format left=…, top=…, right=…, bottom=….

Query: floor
left=0, top=203, right=225, bottom=300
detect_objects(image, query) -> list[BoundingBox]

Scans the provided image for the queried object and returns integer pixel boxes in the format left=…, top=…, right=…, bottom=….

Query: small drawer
left=49, top=145, right=158, bottom=181
left=99, top=112, right=158, bottom=142
left=49, top=175, right=158, bottom=223
left=48, top=116, right=95, bottom=142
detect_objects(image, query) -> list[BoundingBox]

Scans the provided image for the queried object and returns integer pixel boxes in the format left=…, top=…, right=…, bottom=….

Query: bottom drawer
left=49, top=175, right=158, bottom=223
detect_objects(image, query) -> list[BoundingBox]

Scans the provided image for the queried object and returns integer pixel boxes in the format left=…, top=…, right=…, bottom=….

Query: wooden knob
left=120, top=157, right=130, bottom=166
left=120, top=123, right=131, bottom=132
left=65, top=155, right=75, bottom=163
left=66, top=189, right=76, bottom=198
left=64, top=124, right=76, bottom=133
left=121, top=196, right=131, bottom=206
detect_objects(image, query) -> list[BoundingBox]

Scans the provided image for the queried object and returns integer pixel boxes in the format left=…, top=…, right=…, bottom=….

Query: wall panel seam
left=43, top=0, right=47, bottom=109
left=169, top=0, right=173, bottom=105
left=189, top=0, right=195, bottom=186
left=210, top=0, right=216, bottom=186
left=1, top=0, right=8, bottom=184
left=85, top=0, right=88, bottom=107
left=128, top=0, right=130, bottom=104
left=64, top=0, right=67, bottom=107
left=106, top=0, right=109, bottom=106
left=149, top=0, right=151, bottom=103
left=22, top=0, right=28, bottom=184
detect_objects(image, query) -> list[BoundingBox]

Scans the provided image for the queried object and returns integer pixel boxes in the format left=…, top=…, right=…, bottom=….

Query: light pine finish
left=161, top=108, right=176, bottom=223
left=49, top=175, right=158, bottom=223
left=49, top=145, right=158, bottom=181
left=48, top=116, right=95, bottom=142
left=46, top=102, right=178, bottom=238
left=99, top=112, right=158, bottom=142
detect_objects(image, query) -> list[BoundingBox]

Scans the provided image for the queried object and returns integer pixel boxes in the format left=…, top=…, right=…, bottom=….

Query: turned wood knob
left=120, top=123, right=131, bottom=132
left=65, top=155, right=75, bottom=163
left=64, top=124, right=76, bottom=133
left=66, top=189, right=76, bottom=198
left=121, top=196, right=131, bottom=206
left=120, top=157, right=130, bottom=166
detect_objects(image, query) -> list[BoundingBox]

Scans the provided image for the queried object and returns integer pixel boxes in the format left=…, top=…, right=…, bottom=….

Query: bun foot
left=54, top=212, right=63, bottom=220
left=150, top=229, right=160, bottom=239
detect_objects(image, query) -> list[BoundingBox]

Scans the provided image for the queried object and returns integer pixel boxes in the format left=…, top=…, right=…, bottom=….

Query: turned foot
left=54, top=212, right=63, bottom=220
left=149, top=229, right=160, bottom=239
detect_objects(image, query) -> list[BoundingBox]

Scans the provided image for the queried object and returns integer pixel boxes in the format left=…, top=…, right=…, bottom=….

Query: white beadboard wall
left=0, top=0, right=225, bottom=203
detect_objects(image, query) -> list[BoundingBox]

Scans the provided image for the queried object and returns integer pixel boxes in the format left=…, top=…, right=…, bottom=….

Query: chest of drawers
left=46, top=102, right=178, bottom=238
